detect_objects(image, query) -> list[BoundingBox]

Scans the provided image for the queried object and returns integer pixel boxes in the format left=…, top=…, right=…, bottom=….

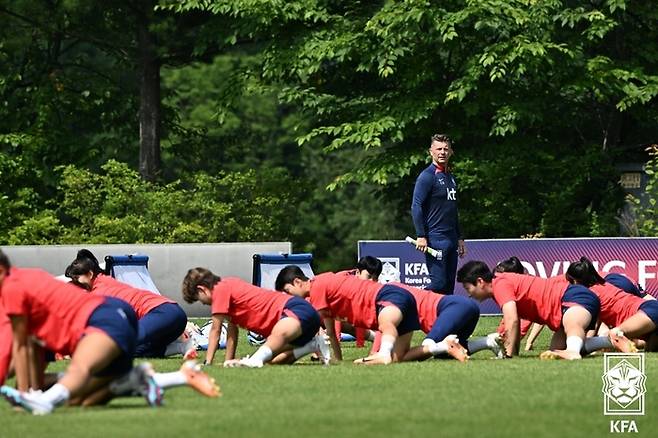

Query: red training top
left=92, top=273, right=175, bottom=319
left=0, top=268, right=104, bottom=355
left=0, top=304, right=12, bottom=385
left=308, top=273, right=383, bottom=330
left=590, top=282, right=643, bottom=328
left=211, top=277, right=292, bottom=336
left=491, top=272, right=570, bottom=331
left=393, top=282, right=443, bottom=333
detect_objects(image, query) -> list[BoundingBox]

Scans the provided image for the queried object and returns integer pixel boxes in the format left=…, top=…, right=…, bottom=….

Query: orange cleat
left=180, top=361, right=221, bottom=397
left=444, top=337, right=469, bottom=363
left=608, top=329, right=638, bottom=353
left=539, top=350, right=581, bottom=360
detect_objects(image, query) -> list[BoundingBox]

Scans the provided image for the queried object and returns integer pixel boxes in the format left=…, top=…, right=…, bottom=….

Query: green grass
left=2, top=317, right=657, bottom=437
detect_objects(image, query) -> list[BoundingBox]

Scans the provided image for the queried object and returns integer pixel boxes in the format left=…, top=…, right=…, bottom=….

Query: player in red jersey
left=275, top=265, right=421, bottom=365
left=181, top=267, right=329, bottom=368
left=566, top=257, right=658, bottom=351
left=65, top=249, right=189, bottom=358
left=0, top=250, right=163, bottom=415
left=393, top=282, right=503, bottom=362
left=493, top=257, right=544, bottom=351
left=0, top=307, right=11, bottom=385
left=457, top=260, right=602, bottom=360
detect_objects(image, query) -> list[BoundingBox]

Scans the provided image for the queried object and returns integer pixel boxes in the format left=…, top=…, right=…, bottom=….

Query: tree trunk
left=137, top=3, right=161, bottom=181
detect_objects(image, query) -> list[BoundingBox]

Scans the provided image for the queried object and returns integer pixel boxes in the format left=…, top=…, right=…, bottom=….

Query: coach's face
left=429, top=140, right=452, bottom=167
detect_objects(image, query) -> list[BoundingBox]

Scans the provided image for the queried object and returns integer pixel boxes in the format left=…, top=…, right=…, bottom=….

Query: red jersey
left=0, top=268, right=104, bottom=355
left=590, top=283, right=643, bottom=328
left=92, top=274, right=175, bottom=319
left=491, top=273, right=570, bottom=331
left=308, top=273, right=383, bottom=330
left=0, top=305, right=11, bottom=385
left=211, top=277, right=292, bottom=336
left=393, top=283, right=443, bottom=333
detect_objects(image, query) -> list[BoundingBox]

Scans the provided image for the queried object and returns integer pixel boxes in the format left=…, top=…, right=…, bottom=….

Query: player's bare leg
left=355, top=306, right=402, bottom=365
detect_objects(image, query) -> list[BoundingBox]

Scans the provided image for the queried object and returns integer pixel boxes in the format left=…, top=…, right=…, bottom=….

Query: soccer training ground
left=2, top=317, right=656, bottom=438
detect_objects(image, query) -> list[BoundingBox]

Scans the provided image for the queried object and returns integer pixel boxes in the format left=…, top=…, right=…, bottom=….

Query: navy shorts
left=639, top=300, right=658, bottom=327
left=605, top=273, right=646, bottom=298
left=135, top=302, right=187, bottom=358
left=375, top=284, right=421, bottom=335
left=86, top=297, right=138, bottom=377
left=426, top=295, right=480, bottom=348
left=282, top=296, right=321, bottom=347
left=561, top=285, right=600, bottom=331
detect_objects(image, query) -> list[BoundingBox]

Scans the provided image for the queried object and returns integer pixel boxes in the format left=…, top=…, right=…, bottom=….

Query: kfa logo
left=378, top=258, right=400, bottom=284
left=602, top=353, right=646, bottom=415
left=446, top=187, right=456, bottom=200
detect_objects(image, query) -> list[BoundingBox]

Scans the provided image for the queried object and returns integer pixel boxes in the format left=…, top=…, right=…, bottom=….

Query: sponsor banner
left=358, top=238, right=658, bottom=315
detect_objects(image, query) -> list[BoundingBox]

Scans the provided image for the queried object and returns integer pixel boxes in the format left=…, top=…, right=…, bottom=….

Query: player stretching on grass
left=457, top=260, right=604, bottom=360
left=181, top=267, right=329, bottom=368
left=275, top=265, right=420, bottom=365
left=0, top=250, right=163, bottom=414
left=65, top=249, right=191, bottom=359
left=566, top=257, right=658, bottom=351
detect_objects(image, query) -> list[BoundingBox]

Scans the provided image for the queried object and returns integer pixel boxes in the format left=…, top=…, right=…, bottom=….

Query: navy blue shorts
left=375, top=285, right=421, bottom=335
left=86, top=297, right=138, bottom=377
left=282, top=296, right=321, bottom=347
left=639, top=300, right=658, bottom=327
left=561, top=285, right=600, bottom=331
left=426, top=295, right=480, bottom=348
left=605, top=273, right=646, bottom=298
left=135, top=302, right=187, bottom=358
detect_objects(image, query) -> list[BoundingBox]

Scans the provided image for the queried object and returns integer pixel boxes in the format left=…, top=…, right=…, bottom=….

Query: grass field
left=1, top=316, right=656, bottom=438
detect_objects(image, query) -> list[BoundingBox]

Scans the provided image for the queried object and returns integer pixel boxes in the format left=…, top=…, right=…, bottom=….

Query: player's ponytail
left=495, top=256, right=524, bottom=274
left=566, top=256, right=605, bottom=287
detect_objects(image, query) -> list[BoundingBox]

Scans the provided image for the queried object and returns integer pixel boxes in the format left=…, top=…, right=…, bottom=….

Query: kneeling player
left=275, top=265, right=420, bottom=365
left=181, top=268, right=329, bottom=368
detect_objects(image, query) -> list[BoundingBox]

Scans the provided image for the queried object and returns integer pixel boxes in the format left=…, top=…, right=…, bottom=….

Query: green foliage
left=1, top=160, right=302, bottom=245
left=627, top=145, right=658, bottom=235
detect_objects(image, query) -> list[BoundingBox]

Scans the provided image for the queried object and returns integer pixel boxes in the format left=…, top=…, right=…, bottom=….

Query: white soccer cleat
left=487, top=333, right=505, bottom=359
left=223, top=356, right=263, bottom=368
left=313, top=334, right=331, bottom=366
left=1, top=386, right=54, bottom=415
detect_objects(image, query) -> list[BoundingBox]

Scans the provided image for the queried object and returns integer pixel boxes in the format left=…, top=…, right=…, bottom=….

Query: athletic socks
left=152, top=372, right=187, bottom=388
left=566, top=336, right=584, bottom=354
left=250, top=345, right=274, bottom=364
left=582, top=336, right=614, bottom=354
left=39, top=383, right=70, bottom=406
left=378, top=334, right=396, bottom=358
left=466, top=336, right=489, bottom=354
left=293, top=338, right=318, bottom=360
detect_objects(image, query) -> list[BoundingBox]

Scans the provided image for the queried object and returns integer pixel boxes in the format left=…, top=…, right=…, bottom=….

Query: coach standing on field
left=411, top=133, right=466, bottom=294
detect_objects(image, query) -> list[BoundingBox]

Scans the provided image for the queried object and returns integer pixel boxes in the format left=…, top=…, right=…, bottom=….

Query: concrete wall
left=2, top=243, right=291, bottom=317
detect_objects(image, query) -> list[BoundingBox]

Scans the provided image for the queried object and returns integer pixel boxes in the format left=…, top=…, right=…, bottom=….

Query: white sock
left=250, top=345, right=273, bottom=363
left=152, top=371, right=187, bottom=388
left=583, top=336, right=613, bottom=354
left=466, top=337, right=489, bottom=354
left=566, top=336, right=584, bottom=354
left=40, top=383, right=70, bottom=406
left=378, top=334, right=395, bottom=357
left=293, top=338, right=317, bottom=359
left=422, top=338, right=449, bottom=355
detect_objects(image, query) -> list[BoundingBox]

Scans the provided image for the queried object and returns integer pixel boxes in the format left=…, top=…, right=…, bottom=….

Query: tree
left=167, top=0, right=657, bottom=238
